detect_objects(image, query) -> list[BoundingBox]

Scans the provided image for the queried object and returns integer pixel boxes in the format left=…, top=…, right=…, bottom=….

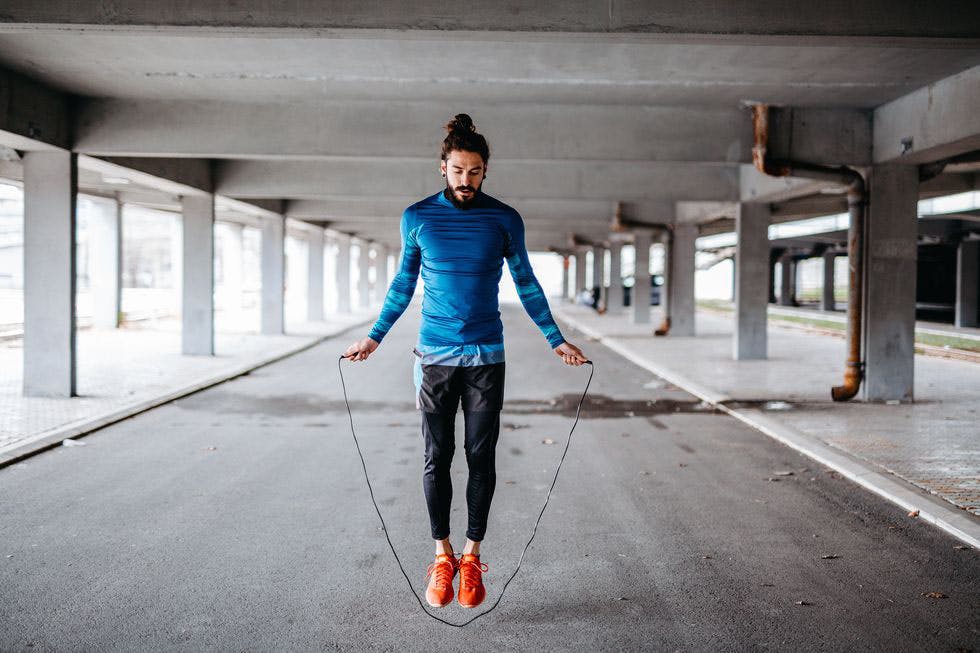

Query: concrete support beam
left=874, top=65, right=980, bottom=164
left=74, top=99, right=750, bottom=163
left=863, top=164, right=919, bottom=402
left=821, top=251, right=836, bottom=312
left=779, top=254, right=795, bottom=306
left=307, top=228, right=325, bottom=322
left=632, top=231, right=653, bottom=325
left=90, top=198, right=122, bottom=329
left=668, top=224, right=697, bottom=336
left=591, top=245, right=604, bottom=293
left=335, top=235, right=352, bottom=314
left=608, top=242, right=624, bottom=310
left=574, top=250, right=587, bottom=298
left=733, top=203, right=770, bottom=360
left=22, top=150, right=77, bottom=396
left=260, top=216, right=285, bottom=334
left=180, top=194, right=215, bottom=355
left=0, top=68, right=71, bottom=151
left=222, top=222, right=244, bottom=318
left=375, top=244, right=390, bottom=299
left=764, top=107, right=872, bottom=166
left=955, top=240, right=979, bottom=328
left=560, top=255, right=570, bottom=300
left=357, top=239, right=371, bottom=309
left=216, top=159, right=739, bottom=203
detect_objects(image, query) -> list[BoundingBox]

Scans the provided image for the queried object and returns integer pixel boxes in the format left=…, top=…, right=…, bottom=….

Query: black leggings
left=422, top=410, right=501, bottom=541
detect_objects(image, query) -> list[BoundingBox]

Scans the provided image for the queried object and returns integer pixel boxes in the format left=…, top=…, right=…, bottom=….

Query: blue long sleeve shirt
left=367, top=189, right=565, bottom=365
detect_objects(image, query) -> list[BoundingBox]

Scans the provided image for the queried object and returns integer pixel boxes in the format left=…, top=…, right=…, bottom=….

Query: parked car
left=622, top=274, right=664, bottom=306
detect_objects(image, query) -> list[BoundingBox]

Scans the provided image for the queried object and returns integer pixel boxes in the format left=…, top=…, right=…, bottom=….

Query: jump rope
left=337, top=351, right=594, bottom=627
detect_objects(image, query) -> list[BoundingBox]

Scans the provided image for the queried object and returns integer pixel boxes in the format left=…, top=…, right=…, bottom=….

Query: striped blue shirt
left=368, top=189, right=565, bottom=366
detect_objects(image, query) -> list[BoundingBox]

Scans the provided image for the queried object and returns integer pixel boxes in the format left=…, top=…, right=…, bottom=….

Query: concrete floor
left=1, top=304, right=977, bottom=651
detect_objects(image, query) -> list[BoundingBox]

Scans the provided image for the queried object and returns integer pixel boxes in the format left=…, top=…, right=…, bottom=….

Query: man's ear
left=440, top=161, right=447, bottom=177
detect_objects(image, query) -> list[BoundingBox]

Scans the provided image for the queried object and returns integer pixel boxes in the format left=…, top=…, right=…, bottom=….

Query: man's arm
left=504, top=211, right=566, bottom=349
left=366, top=209, right=421, bottom=344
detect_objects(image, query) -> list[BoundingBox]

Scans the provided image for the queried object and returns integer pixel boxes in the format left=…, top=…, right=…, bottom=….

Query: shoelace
left=426, top=557, right=457, bottom=589
left=458, top=558, right=489, bottom=589
left=339, top=353, right=593, bottom=627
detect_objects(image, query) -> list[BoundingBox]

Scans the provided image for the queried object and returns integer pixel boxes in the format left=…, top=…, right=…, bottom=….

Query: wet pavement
left=1, top=303, right=978, bottom=651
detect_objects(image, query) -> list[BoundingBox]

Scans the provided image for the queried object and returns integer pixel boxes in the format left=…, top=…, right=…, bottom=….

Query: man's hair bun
left=440, top=113, right=489, bottom=163
left=446, top=113, right=476, bottom=134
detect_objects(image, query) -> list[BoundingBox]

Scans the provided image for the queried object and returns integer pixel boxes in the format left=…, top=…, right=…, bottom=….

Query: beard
left=443, top=180, right=482, bottom=210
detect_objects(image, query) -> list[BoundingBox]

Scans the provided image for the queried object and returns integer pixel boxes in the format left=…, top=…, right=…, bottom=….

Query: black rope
left=337, top=352, right=594, bottom=627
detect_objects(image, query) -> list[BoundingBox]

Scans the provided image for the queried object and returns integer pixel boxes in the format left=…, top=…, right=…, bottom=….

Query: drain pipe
left=750, top=104, right=866, bottom=401
left=611, top=203, right=673, bottom=334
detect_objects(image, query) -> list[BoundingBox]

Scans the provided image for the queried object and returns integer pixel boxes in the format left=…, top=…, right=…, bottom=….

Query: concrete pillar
left=357, top=239, right=372, bottom=309
left=335, top=235, right=352, bottom=313
left=170, top=215, right=183, bottom=315
left=307, top=228, right=325, bottom=322
left=574, top=250, right=587, bottom=297
left=591, top=245, right=604, bottom=292
left=180, top=194, right=215, bottom=355
left=608, top=242, right=624, bottom=310
left=668, top=224, right=697, bottom=336
left=733, top=203, right=770, bottom=360
left=260, top=215, right=285, bottom=335
left=22, top=151, right=77, bottom=396
left=223, top=222, right=244, bottom=318
left=864, top=164, right=919, bottom=402
left=821, top=251, right=836, bottom=312
left=376, top=244, right=390, bottom=299
left=560, top=254, right=570, bottom=300
left=779, top=254, right=794, bottom=306
left=768, top=249, right=779, bottom=304
left=955, top=240, right=978, bottom=328
left=632, top=231, right=653, bottom=325
left=90, top=198, right=122, bottom=328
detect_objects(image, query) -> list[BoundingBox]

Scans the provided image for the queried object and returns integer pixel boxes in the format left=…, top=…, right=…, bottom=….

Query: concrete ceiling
left=1, top=2, right=979, bottom=250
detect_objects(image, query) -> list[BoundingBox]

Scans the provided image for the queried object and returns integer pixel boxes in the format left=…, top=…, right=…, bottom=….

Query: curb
left=0, top=316, right=375, bottom=468
left=554, top=308, right=980, bottom=549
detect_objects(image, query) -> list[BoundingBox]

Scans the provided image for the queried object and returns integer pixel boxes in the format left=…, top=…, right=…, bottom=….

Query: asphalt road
left=1, top=304, right=978, bottom=651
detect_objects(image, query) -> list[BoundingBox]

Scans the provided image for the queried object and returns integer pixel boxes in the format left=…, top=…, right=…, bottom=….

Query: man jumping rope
left=343, top=114, right=589, bottom=609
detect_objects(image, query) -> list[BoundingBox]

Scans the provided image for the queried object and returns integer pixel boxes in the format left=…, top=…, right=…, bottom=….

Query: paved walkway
left=2, top=304, right=977, bottom=650
left=0, top=309, right=375, bottom=464
left=553, top=303, right=980, bottom=531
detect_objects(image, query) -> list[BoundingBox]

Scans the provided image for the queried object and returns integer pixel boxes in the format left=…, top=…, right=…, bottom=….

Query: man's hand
left=554, top=341, right=589, bottom=366
left=343, top=337, right=379, bottom=362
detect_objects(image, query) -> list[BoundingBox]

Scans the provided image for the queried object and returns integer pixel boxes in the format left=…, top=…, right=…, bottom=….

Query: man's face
left=441, top=150, right=487, bottom=207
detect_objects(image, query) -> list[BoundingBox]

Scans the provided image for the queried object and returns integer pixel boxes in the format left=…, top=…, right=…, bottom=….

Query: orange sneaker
left=425, top=553, right=458, bottom=608
left=457, top=553, right=488, bottom=608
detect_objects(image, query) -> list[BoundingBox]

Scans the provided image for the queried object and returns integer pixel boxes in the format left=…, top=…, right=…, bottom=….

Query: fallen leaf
left=204, top=446, right=217, bottom=451
left=953, top=545, right=970, bottom=550
left=821, top=554, right=841, bottom=560
left=908, top=510, right=920, bottom=518
left=921, top=591, right=947, bottom=599
left=702, top=555, right=712, bottom=559
left=766, top=477, right=781, bottom=482
left=541, top=438, right=555, bottom=445
left=795, top=600, right=812, bottom=606
left=678, top=463, right=688, bottom=468
left=773, top=470, right=794, bottom=476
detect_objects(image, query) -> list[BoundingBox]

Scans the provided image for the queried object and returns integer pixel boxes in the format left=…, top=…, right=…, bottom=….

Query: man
left=344, top=113, right=588, bottom=609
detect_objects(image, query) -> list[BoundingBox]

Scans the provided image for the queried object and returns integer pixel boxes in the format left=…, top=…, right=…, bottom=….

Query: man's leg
left=462, top=409, right=501, bottom=547
left=421, top=409, right=456, bottom=544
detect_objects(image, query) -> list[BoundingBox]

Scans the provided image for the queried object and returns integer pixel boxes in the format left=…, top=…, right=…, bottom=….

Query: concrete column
left=375, top=244, right=390, bottom=299
left=779, top=254, right=794, bottom=306
left=335, top=235, right=352, bottom=313
left=358, top=239, right=372, bottom=309
left=170, top=215, right=183, bottom=315
left=180, top=194, right=215, bottom=355
left=955, top=240, right=978, bottom=328
left=90, top=198, right=122, bottom=328
left=223, top=222, right=244, bottom=318
left=560, top=254, right=570, bottom=300
left=22, top=151, right=77, bottom=396
left=574, top=250, right=587, bottom=297
left=821, top=251, right=836, bottom=312
left=608, top=242, right=624, bottom=310
left=864, top=164, right=919, bottom=402
left=733, top=203, right=770, bottom=360
left=260, top=215, right=285, bottom=335
left=632, top=231, right=652, bottom=325
left=668, top=224, right=697, bottom=336
left=307, top=228, right=325, bottom=322
left=591, top=245, right=604, bottom=293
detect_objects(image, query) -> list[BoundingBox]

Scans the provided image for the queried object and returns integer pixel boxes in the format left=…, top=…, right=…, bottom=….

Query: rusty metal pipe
left=750, top=104, right=866, bottom=401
